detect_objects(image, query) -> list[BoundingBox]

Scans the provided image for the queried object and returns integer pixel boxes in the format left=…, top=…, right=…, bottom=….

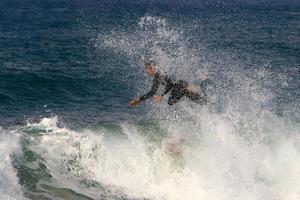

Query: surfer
left=129, top=61, right=208, bottom=106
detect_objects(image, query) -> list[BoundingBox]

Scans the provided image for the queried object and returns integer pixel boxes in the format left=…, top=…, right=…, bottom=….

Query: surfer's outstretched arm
left=129, top=74, right=159, bottom=106
left=139, top=74, right=159, bottom=101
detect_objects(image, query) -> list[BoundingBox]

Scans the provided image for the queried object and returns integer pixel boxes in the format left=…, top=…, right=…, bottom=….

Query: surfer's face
left=146, top=64, right=156, bottom=76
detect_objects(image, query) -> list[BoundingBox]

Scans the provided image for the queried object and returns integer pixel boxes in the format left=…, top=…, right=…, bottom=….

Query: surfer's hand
left=129, top=98, right=140, bottom=106
left=154, top=95, right=163, bottom=103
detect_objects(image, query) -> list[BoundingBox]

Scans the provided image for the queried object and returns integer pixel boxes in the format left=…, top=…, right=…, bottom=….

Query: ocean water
left=0, top=0, right=299, bottom=200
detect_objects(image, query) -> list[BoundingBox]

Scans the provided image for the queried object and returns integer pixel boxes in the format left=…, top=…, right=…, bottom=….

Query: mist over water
left=0, top=0, right=299, bottom=200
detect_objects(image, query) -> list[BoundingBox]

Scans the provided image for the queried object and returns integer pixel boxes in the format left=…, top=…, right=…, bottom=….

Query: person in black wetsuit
left=129, top=62, right=208, bottom=106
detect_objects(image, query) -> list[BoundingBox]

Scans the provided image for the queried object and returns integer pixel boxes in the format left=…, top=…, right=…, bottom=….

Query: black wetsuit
left=139, top=72, right=207, bottom=105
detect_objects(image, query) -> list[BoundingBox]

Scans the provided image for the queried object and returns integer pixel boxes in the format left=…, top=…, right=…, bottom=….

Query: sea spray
left=0, top=2, right=299, bottom=199
left=0, top=128, right=26, bottom=200
left=19, top=113, right=300, bottom=200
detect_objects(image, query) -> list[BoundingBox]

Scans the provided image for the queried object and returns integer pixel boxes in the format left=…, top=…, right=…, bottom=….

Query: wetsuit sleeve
left=139, top=75, right=159, bottom=101
left=161, top=75, right=173, bottom=96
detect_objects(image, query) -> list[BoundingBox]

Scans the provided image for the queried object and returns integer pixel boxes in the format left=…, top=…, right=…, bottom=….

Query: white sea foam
left=0, top=128, right=26, bottom=200
left=25, top=112, right=300, bottom=200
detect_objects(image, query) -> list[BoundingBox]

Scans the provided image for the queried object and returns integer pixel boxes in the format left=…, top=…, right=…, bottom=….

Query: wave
left=0, top=127, right=27, bottom=200
left=14, top=111, right=300, bottom=200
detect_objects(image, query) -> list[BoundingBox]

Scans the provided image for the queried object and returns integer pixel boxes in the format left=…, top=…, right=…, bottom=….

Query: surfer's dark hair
left=145, top=62, right=152, bottom=66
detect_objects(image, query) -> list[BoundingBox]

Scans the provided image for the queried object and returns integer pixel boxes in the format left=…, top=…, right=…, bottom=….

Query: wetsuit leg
left=167, top=81, right=187, bottom=105
left=185, top=90, right=207, bottom=105
left=185, top=80, right=208, bottom=105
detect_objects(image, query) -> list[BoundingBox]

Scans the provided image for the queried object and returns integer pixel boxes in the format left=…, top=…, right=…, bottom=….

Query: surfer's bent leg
left=185, top=80, right=208, bottom=105
left=185, top=91, right=207, bottom=105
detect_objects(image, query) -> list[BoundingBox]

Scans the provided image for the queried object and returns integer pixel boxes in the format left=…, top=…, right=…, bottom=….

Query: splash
left=100, top=15, right=203, bottom=80
left=21, top=114, right=300, bottom=200
left=11, top=14, right=299, bottom=200
left=0, top=127, right=26, bottom=200
left=98, top=15, right=278, bottom=118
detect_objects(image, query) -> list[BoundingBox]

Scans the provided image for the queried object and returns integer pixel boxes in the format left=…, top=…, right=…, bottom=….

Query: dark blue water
left=0, top=0, right=142, bottom=126
left=0, top=1, right=299, bottom=199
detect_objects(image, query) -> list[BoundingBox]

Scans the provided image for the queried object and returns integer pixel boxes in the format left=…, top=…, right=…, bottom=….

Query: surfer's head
left=145, top=62, right=156, bottom=76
